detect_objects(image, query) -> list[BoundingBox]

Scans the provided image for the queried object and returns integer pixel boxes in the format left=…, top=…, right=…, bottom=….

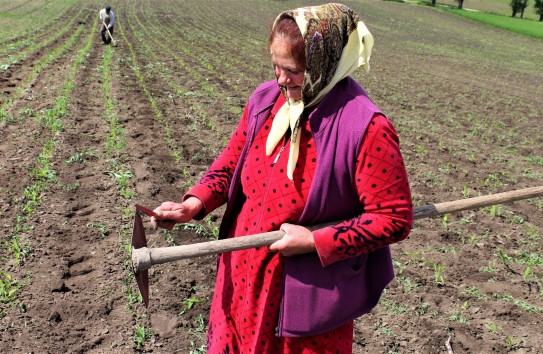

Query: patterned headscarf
left=266, top=3, right=374, bottom=180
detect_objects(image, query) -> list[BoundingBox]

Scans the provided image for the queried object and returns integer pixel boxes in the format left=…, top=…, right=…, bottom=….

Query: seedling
left=503, top=336, right=524, bottom=350
left=441, top=213, right=449, bottom=230
left=18, top=108, right=35, bottom=117
left=381, top=326, right=395, bottom=336
left=426, top=260, right=446, bottom=286
left=415, top=302, right=430, bottom=316
left=462, top=286, right=488, bottom=300
left=485, top=322, right=501, bottom=334
left=65, top=149, right=98, bottom=166
left=497, top=248, right=511, bottom=266
left=0, top=271, right=22, bottom=304
left=87, top=221, right=108, bottom=238
left=179, top=296, right=207, bottom=315
left=134, top=324, right=147, bottom=349
left=462, top=184, right=470, bottom=198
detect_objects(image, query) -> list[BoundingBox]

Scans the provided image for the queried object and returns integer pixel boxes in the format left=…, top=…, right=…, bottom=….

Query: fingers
left=149, top=202, right=181, bottom=230
left=150, top=215, right=174, bottom=230
left=157, top=219, right=176, bottom=231
left=269, top=223, right=316, bottom=256
left=148, top=199, right=203, bottom=230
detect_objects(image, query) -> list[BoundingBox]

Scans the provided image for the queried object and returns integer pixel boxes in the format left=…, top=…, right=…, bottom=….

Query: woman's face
left=271, top=37, right=305, bottom=101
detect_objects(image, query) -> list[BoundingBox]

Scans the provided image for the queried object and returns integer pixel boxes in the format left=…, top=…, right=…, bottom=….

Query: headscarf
left=266, top=3, right=374, bottom=180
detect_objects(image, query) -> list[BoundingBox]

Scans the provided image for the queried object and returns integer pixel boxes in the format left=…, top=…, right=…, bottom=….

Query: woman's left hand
left=269, top=223, right=316, bottom=256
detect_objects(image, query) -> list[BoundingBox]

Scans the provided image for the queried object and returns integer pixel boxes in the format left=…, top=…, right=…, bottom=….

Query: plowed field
left=1, top=0, right=542, bottom=353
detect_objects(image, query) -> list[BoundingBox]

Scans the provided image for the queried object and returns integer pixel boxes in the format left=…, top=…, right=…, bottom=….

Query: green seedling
left=441, top=213, right=449, bottom=230
left=134, top=324, right=147, bottom=349
left=380, top=299, right=408, bottom=315
left=0, top=271, right=22, bottom=304
left=87, top=221, right=108, bottom=238
left=504, top=336, right=524, bottom=350
left=381, top=326, right=395, bottom=336
left=497, top=248, right=511, bottom=266
left=59, top=181, right=80, bottom=191
left=425, top=259, right=446, bottom=286
left=462, top=184, right=470, bottom=198
left=493, top=293, right=542, bottom=313
left=180, top=296, right=207, bottom=315
left=18, top=107, right=35, bottom=117
left=522, top=267, right=532, bottom=281
left=415, top=302, right=430, bottom=316
left=485, top=322, right=501, bottom=334
left=11, top=237, right=30, bottom=265
left=65, top=149, right=98, bottom=165
left=462, top=286, right=488, bottom=300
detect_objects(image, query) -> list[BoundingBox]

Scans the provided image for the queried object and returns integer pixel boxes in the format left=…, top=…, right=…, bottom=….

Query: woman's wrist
left=184, top=196, right=205, bottom=220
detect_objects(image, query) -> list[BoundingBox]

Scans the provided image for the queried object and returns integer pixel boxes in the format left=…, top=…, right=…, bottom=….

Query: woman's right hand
left=150, top=197, right=204, bottom=230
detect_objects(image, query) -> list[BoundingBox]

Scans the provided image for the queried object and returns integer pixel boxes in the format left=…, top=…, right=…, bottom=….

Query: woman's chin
left=287, top=91, right=302, bottom=101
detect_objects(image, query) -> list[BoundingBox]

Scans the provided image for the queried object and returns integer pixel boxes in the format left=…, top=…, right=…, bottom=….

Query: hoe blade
left=132, top=208, right=149, bottom=307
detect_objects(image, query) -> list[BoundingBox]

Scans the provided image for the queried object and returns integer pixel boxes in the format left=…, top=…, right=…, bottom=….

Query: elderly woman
left=152, top=3, right=413, bottom=353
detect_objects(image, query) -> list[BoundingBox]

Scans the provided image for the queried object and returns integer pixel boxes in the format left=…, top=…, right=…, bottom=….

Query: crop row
left=1, top=3, right=98, bottom=316
left=0, top=0, right=80, bottom=46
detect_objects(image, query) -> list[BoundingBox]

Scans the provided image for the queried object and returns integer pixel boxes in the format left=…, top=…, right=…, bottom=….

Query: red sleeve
left=313, top=114, right=413, bottom=266
left=183, top=104, right=249, bottom=218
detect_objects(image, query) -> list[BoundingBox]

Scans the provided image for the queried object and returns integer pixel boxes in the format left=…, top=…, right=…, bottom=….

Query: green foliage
left=11, top=237, right=30, bottom=265
left=179, top=296, right=207, bottom=315
left=504, top=335, right=525, bottom=349
left=440, top=7, right=543, bottom=39
left=535, top=0, right=543, bottom=17
left=188, top=314, right=208, bottom=353
left=87, top=222, right=108, bottom=238
left=425, top=259, right=446, bottom=286
left=134, top=324, right=147, bottom=349
left=18, top=107, right=35, bottom=117
left=183, top=219, right=219, bottom=240
left=381, top=298, right=409, bottom=314
left=510, top=0, right=529, bottom=16
left=65, top=149, right=98, bottom=166
left=397, top=276, right=420, bottom=294
left=493, top=292, right=543, bottom=312
left=415, top=302, right=431, bottom=316
left=462, top=286, right=489, bottom=300
left=485, top=322, right=501, bottom=334
left=0, top=271, right=21, bottom=304
left=107, top=169, right=134, bottom=199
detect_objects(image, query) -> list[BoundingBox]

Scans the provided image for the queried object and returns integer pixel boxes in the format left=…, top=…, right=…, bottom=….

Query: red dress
left=187, top=95, right=412, bottom=353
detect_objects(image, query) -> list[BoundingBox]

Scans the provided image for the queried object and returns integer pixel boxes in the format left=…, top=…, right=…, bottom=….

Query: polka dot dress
left=188, top=97, right=412, bottom=353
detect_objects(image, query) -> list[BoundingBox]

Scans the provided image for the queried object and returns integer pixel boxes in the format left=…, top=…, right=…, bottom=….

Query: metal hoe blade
left=131, top=207, right=149, bottom=307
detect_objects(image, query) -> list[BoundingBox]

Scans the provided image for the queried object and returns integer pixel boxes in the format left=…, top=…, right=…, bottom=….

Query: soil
left=0, top=0, right=542, bottom=353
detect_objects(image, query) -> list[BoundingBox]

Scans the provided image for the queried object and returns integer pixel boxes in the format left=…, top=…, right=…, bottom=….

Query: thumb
left=269, top=240, right=280, bottom=252
left=269, top=237, right=286, bottom=253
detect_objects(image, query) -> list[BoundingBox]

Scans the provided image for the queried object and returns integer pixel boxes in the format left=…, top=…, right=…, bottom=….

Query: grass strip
left=439, top=6, right=543, bottom=39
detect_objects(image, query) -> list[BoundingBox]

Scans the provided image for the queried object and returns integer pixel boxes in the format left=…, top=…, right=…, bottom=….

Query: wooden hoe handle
left=132, top=186, right=543, bottom=273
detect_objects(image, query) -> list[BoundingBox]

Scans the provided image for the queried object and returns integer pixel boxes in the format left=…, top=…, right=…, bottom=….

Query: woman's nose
left=275, top=67, right=288, bottom=85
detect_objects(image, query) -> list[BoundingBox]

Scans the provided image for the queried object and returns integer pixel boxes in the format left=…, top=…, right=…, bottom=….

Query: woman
left=152, top=3, right=413, bottom=353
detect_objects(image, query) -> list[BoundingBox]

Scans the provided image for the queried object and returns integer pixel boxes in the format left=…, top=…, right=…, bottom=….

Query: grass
left=440, top=6, right=543, bottom=39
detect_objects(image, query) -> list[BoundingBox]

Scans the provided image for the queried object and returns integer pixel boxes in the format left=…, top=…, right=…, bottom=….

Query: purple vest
left=219, top=77, right=395, bottom=337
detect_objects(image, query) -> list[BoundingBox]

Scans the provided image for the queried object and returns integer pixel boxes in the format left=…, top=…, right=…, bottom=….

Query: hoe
left=103, top=21, right=117, bottom=46
left=131, top=186, right=543, bottom=307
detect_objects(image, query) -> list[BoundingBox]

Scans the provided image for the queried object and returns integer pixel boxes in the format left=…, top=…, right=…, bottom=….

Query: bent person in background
left=99, top=5, right=115, bottom=45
